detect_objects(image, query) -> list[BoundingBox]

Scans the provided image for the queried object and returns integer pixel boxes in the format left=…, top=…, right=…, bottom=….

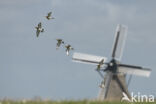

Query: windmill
left=72, top=24, right=151, bottom=101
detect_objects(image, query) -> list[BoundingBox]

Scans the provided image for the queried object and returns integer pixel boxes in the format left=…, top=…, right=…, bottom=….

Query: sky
left=0, top=0, right=156, bottom=100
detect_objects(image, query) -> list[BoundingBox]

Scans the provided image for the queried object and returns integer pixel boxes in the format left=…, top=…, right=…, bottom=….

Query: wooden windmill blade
left=103, top=71, right=113, bottom=99
left=112, top=24, right=128, bottom=61
left=118, top=64, right=151, bottom=77
left=72, top=52, right=107, bottom=65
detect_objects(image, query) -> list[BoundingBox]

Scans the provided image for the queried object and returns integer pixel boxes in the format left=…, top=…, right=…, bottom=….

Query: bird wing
left=38, top=22, right=42, bottom=28
left=57, top=41, right=61, bottom=47
left=48, top=12, right=52, bottom=16
left=61, top=41, right=64, bottom=44
left=65, top=45, right=68, bottom=48
left=99, top=59, right=104, bottom=65
left=36, top=29, right=40, bottom=37
left=56, top=39, right=62, bottom=41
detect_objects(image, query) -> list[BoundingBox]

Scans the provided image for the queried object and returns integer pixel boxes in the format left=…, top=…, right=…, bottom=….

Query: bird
left=37, top=22, right=42, bottom=28
left=35, top=22, right=44, bottom=37
left=96, top=64, right=101, bottom=71
left=56, top=39, right=64, bottom=49
left=99, top=80, right=105, bottom=88
left=45, top=12, right=55, bottom=20
left=96, top=59, right=104, bottom=71
left=65, top=44, right=74, bottom=56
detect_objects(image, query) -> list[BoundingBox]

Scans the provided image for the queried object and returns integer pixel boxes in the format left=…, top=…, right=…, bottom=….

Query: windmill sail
left=112, top=24, right=128, bottom=61
left=71, top=24, right=151, bottom=101
left=118, top=64, right=151, bottom=77
left=72, top=52, right=107, bottom=65
left=103, top=71, right=113, bottom=98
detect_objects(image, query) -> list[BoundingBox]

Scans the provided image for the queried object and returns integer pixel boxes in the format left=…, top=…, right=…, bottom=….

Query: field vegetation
left=0, top=100, right=155, bottom=104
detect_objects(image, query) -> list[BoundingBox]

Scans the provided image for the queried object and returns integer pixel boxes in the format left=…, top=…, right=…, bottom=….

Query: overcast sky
left=0, top=0, right=156, bottom=100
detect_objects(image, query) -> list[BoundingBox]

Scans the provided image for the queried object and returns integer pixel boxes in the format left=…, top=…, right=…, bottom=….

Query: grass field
left=0, top=100, right=155, bottom=104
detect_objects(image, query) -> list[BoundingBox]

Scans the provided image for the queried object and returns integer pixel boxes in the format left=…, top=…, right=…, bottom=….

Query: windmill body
left=72, top=24, right=151, bottom=101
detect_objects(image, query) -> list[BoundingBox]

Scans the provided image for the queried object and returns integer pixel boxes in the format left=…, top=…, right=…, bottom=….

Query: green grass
left=0, top=100, right=155, bottom=104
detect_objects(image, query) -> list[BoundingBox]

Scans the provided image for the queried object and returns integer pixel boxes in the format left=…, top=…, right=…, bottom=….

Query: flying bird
left=46, top=12, right=55, bottom=20
left=35, top=22, right=44, bottom=37
left=37, top=22, right=42, bottom=28
left=99, top=80, right=105, bottom=88
left=65, top=44, right=74, bottom=56
left=56, top=39, right=64, bottom=49
left=96, top=59, right=104, bottom=70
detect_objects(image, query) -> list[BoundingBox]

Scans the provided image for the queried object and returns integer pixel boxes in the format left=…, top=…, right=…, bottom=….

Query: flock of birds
left=35, top=12, right=74, bottom=56
left=35, top=12, right=109, bottom=89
